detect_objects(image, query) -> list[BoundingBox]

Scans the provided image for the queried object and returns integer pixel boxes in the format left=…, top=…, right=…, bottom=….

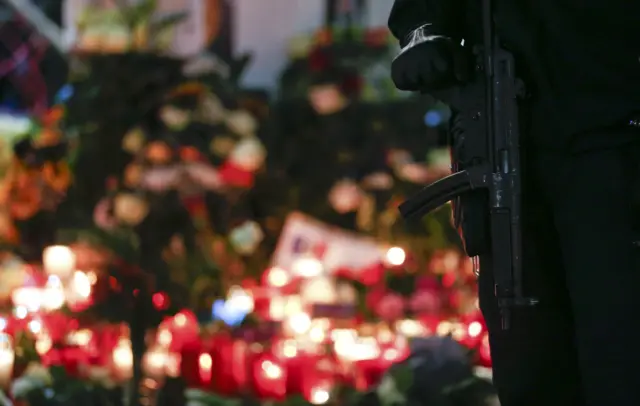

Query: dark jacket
left=389, top=0, right=640, bottom=148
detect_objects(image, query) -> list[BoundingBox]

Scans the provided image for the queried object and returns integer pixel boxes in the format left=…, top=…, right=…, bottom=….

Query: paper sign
left=272, top=212, right=387, bottom=275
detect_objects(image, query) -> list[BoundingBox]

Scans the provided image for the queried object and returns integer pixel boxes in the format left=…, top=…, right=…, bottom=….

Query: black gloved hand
left=391, top=25, right=467, bottom=92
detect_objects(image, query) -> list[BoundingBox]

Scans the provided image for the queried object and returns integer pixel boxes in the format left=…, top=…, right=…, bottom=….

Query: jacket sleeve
left=388, top=0, right=466, bottom=46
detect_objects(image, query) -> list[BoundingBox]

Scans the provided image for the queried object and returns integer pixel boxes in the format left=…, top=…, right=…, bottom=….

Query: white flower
left=160, top=106, right=190, bottom=129
left=361, top=172, right=393, bottom=190
left=225, top=110, right=257, bottom=138
left=183, top=53, right=229, bottom=78
left=328, top=180, right=363, bottom=213
left=0, top=389, right=12, bottom=406
left=113, top=193, right=149, bottom=226
left=11, top=376, right=44, bottom=399
left=199, top=95, right=226, bottom=124
left=184, top=162, right=224, bottom=190
left=23, top=363, right=52, bottom=386
left=121, top=128, right=145, bottom=154
left=229, top=221, right=264, bottom=255
left=376, top=374, right=406, bottom=406
left=228, top=138, right=266, bottom=172
left=398, top=163, right=431, bottom=184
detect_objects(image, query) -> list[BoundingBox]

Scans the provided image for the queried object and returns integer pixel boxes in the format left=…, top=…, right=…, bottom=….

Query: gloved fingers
left=431, top=53, right=449, bottom=72
left=392, top=58, right=431, bottom=91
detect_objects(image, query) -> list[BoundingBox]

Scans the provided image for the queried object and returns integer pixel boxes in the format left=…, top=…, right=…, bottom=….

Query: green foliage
left=149, top=11, right=189, bottom=38
left=115, top=0, right=157, bottom=28
left=9, top=364, right=123, bottom=406
left=57, top=227, right=139, bottom=264
left=388, top=365, right=413, bottom=394
left=13, top=332, right=40, bottom=367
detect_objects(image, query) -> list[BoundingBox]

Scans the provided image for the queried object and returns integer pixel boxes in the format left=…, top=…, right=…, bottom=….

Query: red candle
left=478, top=333, right=492, bottom=367
left=168, top=311, right=199, bottom=352
left=252, top=354, right=286, bottom=399
left=211, top=334, right=236, bottom=395
left=180, top=341, right=204, bottom=387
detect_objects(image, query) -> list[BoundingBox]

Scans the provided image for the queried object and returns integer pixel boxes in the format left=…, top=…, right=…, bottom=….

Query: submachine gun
left=398, top=0, right=538, bottom=329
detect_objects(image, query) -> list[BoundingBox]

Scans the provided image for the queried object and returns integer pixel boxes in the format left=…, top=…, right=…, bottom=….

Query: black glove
left=391, top=25, right=467, bottom=92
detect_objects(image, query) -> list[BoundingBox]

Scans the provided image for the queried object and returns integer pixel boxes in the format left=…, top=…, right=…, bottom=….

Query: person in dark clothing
left=388, top=1, right=640, bottom=406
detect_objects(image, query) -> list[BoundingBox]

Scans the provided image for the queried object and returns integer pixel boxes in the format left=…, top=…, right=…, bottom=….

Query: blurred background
left=0, top=1, right=495, bottom=405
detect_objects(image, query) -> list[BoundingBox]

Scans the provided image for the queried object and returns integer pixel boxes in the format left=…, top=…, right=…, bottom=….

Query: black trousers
left=478, top=127, right=640, bottom=406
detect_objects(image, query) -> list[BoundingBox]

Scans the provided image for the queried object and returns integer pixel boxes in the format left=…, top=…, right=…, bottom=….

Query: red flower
left=219, top=161, right=255, bottom=188
left=333, top=267, right=353, bottom=279
left=364, top=28, right=390, bottom=47
left=182, top=195, right=206, bottom=216
left=359, top=262, right=384, bottom=286
left=341, top=73, right=362, bottom=96
left=308, top=48, right=331, bottom=72
left=415, top=276, right=440, bottom=291
left=365, top=288, right=386, bottom=310
left=409, top=289, right=441, bottom=314
left=375, top=293, right=405, bottom=320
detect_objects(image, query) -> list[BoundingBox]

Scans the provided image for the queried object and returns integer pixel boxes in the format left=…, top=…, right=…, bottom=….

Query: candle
left=112, top=338, right=133, bottom=380
left=180, top=341, right=204, bottom=387
left=265, top=267, right=290, bottom=288
left=143, top=345, right=168, bottom=380
left=333, top=333, right=380, bottom=363
left=269, top=295, right=303, bottom=321
left=43, top=246, right=76, bottom=278
left=165, top=352, right=181, bottom=377
left=395, top=319, right=427, bottom=337
left=385, top=247, right=406, bottom=266
left=169, top=311, right=199, bottom=351
left=66, top=329, right=93, bottom=347
left=0, top=334, right=14, bottom=387
left=210, top=335, right=236, bottom=394
left=253, top=356, right=287, bottom=399
left=66, top=271, right=92, bottom=308
left=226, top=286, right=254, bottom=314
left=42, top=276, right=66, bottom=310
left=11, top=287, right=43, bottom=312
left=198, top=353, right=213, bottom=384
left=156, top=328, right=172, bottom=348
left=309, top=386, right=331, bottom=404
left=35, top=333, right=52, bottom=356
left=284, top=312, right=312, bottom=336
